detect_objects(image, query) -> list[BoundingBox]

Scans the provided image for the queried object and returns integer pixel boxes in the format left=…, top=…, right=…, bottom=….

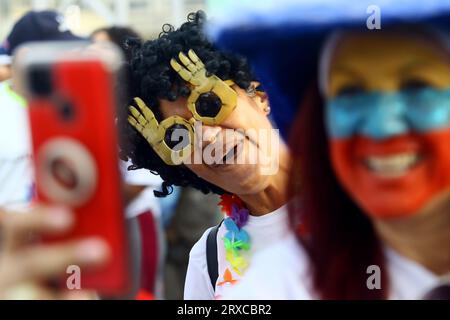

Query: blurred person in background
left=120, top=161, right=166, bottom=299
left=162, top=187, right=221, bottom=299
left=212, top=0, right=450, bottom=300
left=0, top=10, right=82, bottom=210
left=119, top=10, right=291, bottom=299
left=91, top=26, right=141, bottom=62
left=0, top=47, right=12, bottom=82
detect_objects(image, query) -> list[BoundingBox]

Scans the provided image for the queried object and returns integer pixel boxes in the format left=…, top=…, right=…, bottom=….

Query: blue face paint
left=325, top=87, right=450, bottom=140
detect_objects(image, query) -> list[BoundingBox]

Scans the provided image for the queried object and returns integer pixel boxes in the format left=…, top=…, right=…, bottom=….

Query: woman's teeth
left=364, top=153, right=421, bottom=178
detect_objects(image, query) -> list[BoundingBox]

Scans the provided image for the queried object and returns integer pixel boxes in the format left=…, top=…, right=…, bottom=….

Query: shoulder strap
left=206, top=219, right=224, bottom=291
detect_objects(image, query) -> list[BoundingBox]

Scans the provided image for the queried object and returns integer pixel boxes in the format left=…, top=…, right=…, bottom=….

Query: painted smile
left=363, top=152, right=423, bottom=178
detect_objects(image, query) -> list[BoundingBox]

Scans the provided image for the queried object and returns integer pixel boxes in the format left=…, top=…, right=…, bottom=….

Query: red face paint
left=330, top=129, right=450, bottom=218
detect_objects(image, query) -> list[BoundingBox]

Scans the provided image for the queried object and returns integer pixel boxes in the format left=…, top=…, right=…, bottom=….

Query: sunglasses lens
left=195, top=92, right=222, bottom=118
left=164, top=124, right=191, bottom=151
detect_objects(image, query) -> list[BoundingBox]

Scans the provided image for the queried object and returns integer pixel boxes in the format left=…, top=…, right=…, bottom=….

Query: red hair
left=287, top=83, right=389, bottom=299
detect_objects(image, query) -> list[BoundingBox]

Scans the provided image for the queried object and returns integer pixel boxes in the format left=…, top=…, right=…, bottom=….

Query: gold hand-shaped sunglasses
left=128, top=49, right=237, bottom=165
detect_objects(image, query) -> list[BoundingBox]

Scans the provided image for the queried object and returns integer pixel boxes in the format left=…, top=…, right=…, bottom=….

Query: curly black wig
left=118, top=10, right=257, bottom=197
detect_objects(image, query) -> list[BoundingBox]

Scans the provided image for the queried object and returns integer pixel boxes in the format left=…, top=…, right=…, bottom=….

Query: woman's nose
left=360, top=94, right=409, bottom=140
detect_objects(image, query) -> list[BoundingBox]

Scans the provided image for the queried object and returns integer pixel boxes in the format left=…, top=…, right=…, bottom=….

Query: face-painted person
left=119, top=11, right=291, bottom=299
left=212, top=0, right=450, bottom=299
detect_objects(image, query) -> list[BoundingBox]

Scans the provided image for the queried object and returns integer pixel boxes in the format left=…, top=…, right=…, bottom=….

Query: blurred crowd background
left=1, top=0, right=449, bottom=301
left=0, top=0, right=249, bottom=40
left=0, top=0, right=229, bottom=300
left=0, top=0, right=210, bottom=39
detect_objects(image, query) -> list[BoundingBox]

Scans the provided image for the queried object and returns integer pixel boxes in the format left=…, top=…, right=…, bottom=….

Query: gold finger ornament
left=170, top=49, right=237, bottom=126
left=128, top=97, right=194, bottom=165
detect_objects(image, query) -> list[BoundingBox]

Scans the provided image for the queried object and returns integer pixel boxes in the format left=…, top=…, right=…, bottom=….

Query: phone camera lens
left=59, top=101, right=75, bottom=121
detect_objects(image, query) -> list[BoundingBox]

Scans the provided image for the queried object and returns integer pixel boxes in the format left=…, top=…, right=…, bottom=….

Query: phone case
left=19, top=42, right=130, bottom=295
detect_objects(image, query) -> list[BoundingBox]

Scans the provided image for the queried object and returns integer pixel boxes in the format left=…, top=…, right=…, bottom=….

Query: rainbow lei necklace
left=218, top=194, right=251, bottom=276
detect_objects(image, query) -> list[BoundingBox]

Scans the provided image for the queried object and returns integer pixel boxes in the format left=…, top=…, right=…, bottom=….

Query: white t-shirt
left=222, top=233, right=441, bottom=300
left=184, top=204, right=289, bottom=299
left=0, top=81, right=33, bottom=209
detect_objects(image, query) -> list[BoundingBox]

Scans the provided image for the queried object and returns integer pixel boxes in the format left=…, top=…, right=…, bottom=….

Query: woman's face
left=159, top=82, right=281, bottom=195
left=326, top=32, right=450, bottom=218
left=91, top=31, right=111, bottom=43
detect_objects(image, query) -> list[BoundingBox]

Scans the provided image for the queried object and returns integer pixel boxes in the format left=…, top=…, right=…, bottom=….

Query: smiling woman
left=119, top=11, right=262, bottom=197
left=324, top=30, right=450, bottom=218
left=211, top=0, right=450, bottom=300
left=119, top=10, right=291, bottom=300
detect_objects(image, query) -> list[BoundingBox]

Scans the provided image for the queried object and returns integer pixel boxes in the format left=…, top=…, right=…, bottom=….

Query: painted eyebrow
left=399, top=50, right=450, bottom=70
left=328, top=65, right=366, bottom=95
left=330, top=60, right=438, bottom=87
left=398, top=60, right=434, bottom=74
left=329, top=64, right=366, bottom=81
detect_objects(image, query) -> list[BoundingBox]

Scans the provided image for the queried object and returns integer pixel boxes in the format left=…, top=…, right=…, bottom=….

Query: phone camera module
left=28, top=65, right=53, bottom=97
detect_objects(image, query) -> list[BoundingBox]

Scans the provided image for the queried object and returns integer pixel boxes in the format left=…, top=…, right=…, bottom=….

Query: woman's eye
left=400, top=79, right=431, bottom=91
left=334, top=84, right=365, bottom=97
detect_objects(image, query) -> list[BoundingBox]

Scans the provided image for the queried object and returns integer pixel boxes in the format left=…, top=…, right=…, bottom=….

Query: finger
left=127, top=116, right=144, bottom=132
left=129, top=106, right=148, bottom=125
left=170, top=58, right=186, bottom=74
left=170, top=58, right=199, bottom=85
left=0, top=283, right=95, bottom=300
left=1, top=206, right=73, bottom=252
left=5, top=238, right=109, bottom=287
left=188, top=49, right=205, bottom=69
left=0, top=282, right=56, bottom=300
left=0, top=206, right=73, bottom=235
left=60, top=290, right=98, bottom=300
left=133, top=97, right=157, bottom=123
left=128, top=118, right=158, bottom=144
left=128, top=116, right=142, bottom=132
left=178, top=51, right=199, bottom=73
left=127, top=106, right=138, bottom=123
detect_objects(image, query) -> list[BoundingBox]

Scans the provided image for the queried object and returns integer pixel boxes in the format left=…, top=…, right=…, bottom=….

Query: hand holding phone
left=16, top=41, right=131, bottom=296
left=0, top=205, right=108, bottom=299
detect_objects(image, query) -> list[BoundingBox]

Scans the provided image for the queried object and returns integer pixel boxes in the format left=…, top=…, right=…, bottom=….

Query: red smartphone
left=16, top=41, right=131, bottom=296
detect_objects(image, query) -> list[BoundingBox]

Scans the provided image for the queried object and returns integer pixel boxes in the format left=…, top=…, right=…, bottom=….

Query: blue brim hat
left=209, top=0, right=450, bottom=139
left=5, top=10, right=84, bottom=56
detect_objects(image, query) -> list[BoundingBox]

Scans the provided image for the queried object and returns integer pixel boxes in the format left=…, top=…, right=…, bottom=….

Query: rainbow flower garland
left=218, top=194, right=251, bottom=276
